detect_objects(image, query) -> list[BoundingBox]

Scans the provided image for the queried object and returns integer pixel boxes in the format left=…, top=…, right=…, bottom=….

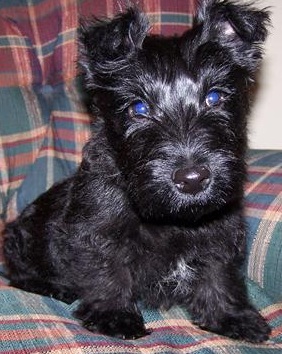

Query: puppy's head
left=79, top=1, right=269, bottom=222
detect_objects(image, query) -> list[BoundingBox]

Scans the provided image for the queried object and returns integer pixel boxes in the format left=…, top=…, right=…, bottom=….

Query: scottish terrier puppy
left=4, top=0, right=270, bottom=342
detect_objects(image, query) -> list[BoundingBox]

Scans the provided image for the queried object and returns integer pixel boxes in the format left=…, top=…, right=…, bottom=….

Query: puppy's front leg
left=74, top=268, right=150, bottom=340
left=76, top=302, right=150, bottom=339
left=188, top=262, right=271, bottom=343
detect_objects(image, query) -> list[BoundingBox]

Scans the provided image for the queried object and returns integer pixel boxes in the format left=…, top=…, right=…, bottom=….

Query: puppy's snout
left=172, top=166, right=211, bottom=195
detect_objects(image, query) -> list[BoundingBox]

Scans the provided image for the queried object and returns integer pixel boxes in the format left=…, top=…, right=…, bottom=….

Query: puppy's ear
left=195, top=0, right=270, bottom=71
left=78, top=7, right=150, bottom=89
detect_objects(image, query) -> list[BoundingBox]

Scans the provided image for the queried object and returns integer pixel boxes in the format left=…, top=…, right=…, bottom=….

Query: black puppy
left=4, top=0, right=270, bottom=342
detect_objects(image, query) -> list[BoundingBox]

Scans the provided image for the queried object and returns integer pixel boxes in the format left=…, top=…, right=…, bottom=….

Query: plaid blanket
left=0, top=0, right=281, bottom=353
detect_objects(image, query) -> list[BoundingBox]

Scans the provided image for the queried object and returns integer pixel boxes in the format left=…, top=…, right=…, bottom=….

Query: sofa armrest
left=245, top=150, right=282, bottom=302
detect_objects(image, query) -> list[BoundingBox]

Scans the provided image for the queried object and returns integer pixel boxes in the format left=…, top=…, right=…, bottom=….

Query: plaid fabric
left=245, top=151, right=282, bottom=302
left=0, top=269, right=281, bottom=353
left=0, top=0, right=281, bottom=352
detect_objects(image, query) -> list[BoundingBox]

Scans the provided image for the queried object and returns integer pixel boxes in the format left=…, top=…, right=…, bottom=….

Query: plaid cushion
left=0, top=269, right=281, bottom=353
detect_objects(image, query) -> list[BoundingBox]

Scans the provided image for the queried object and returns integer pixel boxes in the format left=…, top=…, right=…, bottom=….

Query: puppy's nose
left=172, top=166, right=211, bottom=195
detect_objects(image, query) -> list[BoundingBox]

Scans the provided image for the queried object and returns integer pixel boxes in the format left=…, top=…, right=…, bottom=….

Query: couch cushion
left=0, top=268, right=281, bottom=353
left=0, top=1, right=92, bottom=227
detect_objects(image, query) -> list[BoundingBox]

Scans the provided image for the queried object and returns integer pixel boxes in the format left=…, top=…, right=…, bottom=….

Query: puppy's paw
left=199, top=308, right=271, bottom=343
left=78, top=309, right=151, bottom=339
left=221, top=310, right=271, bottom=343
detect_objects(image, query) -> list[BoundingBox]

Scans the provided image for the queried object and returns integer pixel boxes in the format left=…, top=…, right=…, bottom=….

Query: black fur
left=4, top=0, right=271, bottom=342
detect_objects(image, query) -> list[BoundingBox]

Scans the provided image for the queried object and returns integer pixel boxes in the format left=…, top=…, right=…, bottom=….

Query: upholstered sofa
left=0, top=1, right=281, bottom=353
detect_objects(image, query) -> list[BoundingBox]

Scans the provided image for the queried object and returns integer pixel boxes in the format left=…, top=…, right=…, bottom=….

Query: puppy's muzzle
left=172, top=166, right=211, bottom=195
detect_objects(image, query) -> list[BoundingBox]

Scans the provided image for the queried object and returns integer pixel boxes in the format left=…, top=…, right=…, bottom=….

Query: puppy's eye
left=129, top=101, right=150, bottom=118
left=205, top=90, right=222, bottom=107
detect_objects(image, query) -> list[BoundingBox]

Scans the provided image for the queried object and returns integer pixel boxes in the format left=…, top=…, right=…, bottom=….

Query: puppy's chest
left=160, top=258, right=196, bottom=296
left=131, top=226, right=198, bottom=300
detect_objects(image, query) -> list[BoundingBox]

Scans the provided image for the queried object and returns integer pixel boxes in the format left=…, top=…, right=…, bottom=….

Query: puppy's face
left=79, top=3, right=269, bottom=221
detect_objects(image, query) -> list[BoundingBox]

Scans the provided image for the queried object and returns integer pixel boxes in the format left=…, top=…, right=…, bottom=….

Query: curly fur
left=4, top=0, right=271, bottom=342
